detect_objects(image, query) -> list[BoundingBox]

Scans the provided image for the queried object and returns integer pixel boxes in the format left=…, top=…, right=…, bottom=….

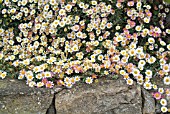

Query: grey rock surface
left=55, top=78, right=142, bottom=114
left=142, top=88, right=155, bottom=114
left=0, top=78, right=62, bottom=114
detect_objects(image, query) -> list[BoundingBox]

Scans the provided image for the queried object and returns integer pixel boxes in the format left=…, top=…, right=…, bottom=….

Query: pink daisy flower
left=153, top=92, right=162, bottom=100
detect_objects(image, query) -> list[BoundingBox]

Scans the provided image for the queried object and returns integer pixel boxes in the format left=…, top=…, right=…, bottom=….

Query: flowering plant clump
left=0, top=0, right=170, bottom=112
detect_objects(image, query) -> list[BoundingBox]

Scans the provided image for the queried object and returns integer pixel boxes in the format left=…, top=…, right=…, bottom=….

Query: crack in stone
left=141, top=88, right=145, bottom=114
left=46, top=93, right=56, bottom=114
left=46, top=88, right=65, bottom=114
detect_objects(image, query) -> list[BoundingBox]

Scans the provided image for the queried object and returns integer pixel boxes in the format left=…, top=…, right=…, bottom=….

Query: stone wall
left=0, top=77, right=158, bottom=114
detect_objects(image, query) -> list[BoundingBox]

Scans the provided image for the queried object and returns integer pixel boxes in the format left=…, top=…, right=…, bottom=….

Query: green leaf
left=112, top=75, right=119, bottom=80
left=164, top=0, right=170, bottom=3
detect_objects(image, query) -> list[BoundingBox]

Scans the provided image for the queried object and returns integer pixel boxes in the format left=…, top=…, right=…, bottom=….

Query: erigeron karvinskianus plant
left=0, top=0, right=170, bottom=112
